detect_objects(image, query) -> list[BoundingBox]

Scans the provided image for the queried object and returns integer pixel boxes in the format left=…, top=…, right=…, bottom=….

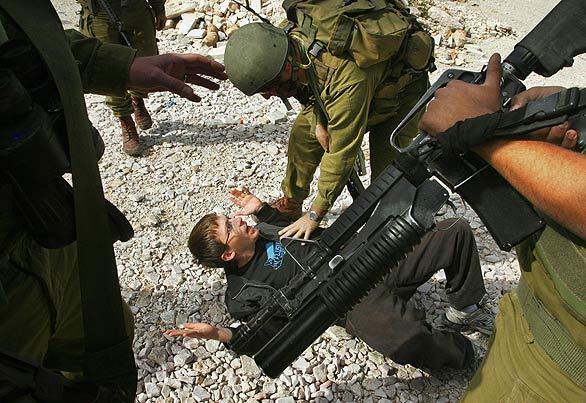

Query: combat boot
left=119, top=115, right=141, bottom=156
left=131, top=96, right=153, bottom=130
left=269, top=196, right=303, bottom=221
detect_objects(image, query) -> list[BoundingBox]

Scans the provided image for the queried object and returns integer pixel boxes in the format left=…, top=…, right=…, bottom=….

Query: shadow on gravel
left=139, top=120, right=290, bottom=149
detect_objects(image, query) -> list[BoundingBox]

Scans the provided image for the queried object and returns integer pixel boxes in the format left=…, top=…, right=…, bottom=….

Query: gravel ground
left=49, top=0, right=585, bottom=402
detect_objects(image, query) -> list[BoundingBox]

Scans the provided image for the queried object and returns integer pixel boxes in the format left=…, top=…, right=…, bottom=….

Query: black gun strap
left=439, top=87, right=586, bottom=154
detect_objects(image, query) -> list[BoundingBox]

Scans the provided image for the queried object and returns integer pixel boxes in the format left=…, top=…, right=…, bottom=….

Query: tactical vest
left=534, top=225, right=586, bottom=323
left=282, top=0, right=434, bottom=72
left=517, top=221, right=586, bottom=387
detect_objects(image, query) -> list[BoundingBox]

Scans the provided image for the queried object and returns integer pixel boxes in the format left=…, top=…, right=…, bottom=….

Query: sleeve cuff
left=256, top=203, right=277, bottom=221
left=86, top=42, right=136, bottom=96
left=312, top=196, right=332, bottom=212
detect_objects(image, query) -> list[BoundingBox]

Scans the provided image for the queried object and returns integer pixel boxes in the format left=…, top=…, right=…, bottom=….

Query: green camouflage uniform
left=0, top=0, right=136, bottom=400
left=463, top=222, right=585, bottom=401
left=282, top=0, right=431, bottom=211
left=77, top=0, right=162, bottom=117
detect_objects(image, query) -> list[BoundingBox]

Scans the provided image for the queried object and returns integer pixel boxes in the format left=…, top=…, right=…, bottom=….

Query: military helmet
left=225, top=23, right=289, bottom=96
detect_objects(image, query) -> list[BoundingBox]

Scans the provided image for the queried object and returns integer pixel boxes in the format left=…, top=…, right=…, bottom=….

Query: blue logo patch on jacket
left=264, top=241, right=285, bottom=270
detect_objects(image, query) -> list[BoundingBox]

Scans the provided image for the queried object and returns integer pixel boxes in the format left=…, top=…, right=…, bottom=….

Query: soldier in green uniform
left=77, top=0, right=166, bottom=156
left=0, top=0, right=227, bottom=400
left=224, top=0, right=434, bottom=239
left=419, top=54, right=585, bottom=401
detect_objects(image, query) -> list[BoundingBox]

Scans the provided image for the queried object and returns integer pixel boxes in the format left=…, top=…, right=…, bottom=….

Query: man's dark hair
left=188, top=213, right=231, bottom=269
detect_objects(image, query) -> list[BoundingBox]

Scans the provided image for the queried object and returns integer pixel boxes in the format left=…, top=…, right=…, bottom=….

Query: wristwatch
left=308, top=210, right=323, bottom=222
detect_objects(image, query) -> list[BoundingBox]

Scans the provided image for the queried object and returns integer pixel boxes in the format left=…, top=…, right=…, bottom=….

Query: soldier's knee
left=439, top=218, right=474, bottom=239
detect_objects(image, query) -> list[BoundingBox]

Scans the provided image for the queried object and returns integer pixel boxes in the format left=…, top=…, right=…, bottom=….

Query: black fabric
left=225, top=211, right=485, bottom=369
left=438, top=112, right=502, bottom=155
left=516, top=0, right=586, bottom=77
left=346, top=218, right=484, bottom=369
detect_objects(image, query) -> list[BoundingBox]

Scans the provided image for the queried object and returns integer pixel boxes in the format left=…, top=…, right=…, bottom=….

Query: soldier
left=0, top=0, right=226, bottom=400
left=77, top=0, right=166, bottom=156
left=419, top=54, right=585, bottom=401
left=224, top=0, right=435, bottom=239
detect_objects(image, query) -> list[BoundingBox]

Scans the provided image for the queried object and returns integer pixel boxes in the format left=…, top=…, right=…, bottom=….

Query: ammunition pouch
left=0, top=39, right=131, bottom=249
left=285, top=0, right=434, bottom=71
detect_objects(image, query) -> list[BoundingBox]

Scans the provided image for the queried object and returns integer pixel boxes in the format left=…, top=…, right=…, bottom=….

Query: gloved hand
left=419, top=53, right=503, bottom=136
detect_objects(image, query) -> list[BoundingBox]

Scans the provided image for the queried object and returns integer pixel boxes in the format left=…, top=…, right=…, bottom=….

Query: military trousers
left=462, top=291, right=584, bottom=402
left=0, top=229, right=135, bottom=401
left=282, top=73, right=428, bottom=204
left=79, top=0, right=158, bottom=117
left=346, top=218, right=486, bottom=369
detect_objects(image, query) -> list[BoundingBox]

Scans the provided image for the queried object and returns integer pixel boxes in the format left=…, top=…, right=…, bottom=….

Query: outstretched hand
left=163, top=322, right=233, bottom=343
left=127, top=53, right=228, bottom=102
left=419, top=53, right=503, bottom=135
left=229, top=187, right=263, bottom=216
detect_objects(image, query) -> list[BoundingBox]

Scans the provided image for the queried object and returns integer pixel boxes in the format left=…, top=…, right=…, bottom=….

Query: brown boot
left=131, top=96, right=152, bottom=130
left=269, top=196, right=303, bottom=221
left=119, top=115, right=141, bottom=156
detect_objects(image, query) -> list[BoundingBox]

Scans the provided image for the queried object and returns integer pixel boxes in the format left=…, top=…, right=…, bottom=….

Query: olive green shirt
left=304, top=52, right=395, bottom=210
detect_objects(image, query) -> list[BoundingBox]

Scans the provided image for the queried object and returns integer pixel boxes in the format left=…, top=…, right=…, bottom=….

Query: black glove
left=438, top=111, right=503, bottom=155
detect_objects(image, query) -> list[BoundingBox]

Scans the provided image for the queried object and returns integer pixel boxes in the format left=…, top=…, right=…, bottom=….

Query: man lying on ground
left=165, top=188, right=494, bottom=369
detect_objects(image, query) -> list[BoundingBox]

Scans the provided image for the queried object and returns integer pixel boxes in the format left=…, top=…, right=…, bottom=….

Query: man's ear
left=221, top=249, right=236, bottom=262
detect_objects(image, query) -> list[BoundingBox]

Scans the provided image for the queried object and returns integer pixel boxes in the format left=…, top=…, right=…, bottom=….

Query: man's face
left=259, top=62, right=298, bottom=99
left=215, top=215, right=259, bottom=259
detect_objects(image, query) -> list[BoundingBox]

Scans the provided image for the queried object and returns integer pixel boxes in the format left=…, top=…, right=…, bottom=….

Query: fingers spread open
left=185, top=74, right=221, bottom=90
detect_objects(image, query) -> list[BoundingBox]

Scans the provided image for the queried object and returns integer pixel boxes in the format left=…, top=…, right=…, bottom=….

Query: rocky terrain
left=50, top=0, right=585, bottom=402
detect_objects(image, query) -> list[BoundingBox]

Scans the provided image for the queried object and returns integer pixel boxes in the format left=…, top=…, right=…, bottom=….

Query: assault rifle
left=226, top=0, right=586, bottom=378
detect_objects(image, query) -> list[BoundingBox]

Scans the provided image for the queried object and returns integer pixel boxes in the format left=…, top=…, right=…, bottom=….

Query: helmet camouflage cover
left=225, top=22, right=289, bottom=96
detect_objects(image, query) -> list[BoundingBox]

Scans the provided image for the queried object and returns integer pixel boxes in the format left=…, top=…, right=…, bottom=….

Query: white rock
left=428, top=6, right=464, bottom=30
left=178, top=13, right=200, bottom=35
left=187, top=28, right=207, bottom=39
left=206, top=43, right=227, bottom=63
left=144, top=382, right=160, bottom=398
left=192, top=385, right=211, bottom=401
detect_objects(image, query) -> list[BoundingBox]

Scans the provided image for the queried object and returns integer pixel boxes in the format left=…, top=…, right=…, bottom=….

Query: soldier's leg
left=462, top=292, right=583, bottom=402
left=346, top=285, right=473, bottom=369
left=368, top=73, right=429, bottom=180
left=80, top=6, right=138, bottom=155
left=122, top=1, right=158, bottom=130
left=282, top=109, right=325, bottom=202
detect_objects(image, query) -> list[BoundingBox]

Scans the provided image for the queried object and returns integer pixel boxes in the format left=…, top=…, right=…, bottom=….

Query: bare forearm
left=476, top=139, right=586, bottom=238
